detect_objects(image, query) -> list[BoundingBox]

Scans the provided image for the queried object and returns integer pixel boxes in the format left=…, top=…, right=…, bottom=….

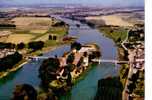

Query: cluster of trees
left=28, top=41, right=44, bottom=51
left=124, top=70, right=144, bottom=98
left=77, top=57, right=84, bottom=67
left=128, top=29, right=144, bottom=42
left=0, top=52, right=22, bottom=72
left=12, top=84, right=58, bottom=100
left=0, top=41, right=44, bottom=51
left=88, top=51, right=101, bottom=62
left=39, top=58, right=60, bottom=86
left=86, top=21, right=95, bottom=28
left=49, top=35, right=57, bottom=40
left=66, top=53, right=75, bottom=64
left=0, top=42, right=25, bottom=50
left=38, top=43, right=83, bottom=97
left=94, top=77, right=123, bottom=100
left=71, top=42, right=82, bottom=51
left=0, top=42, right=15, bottom=49
left=52, top=21, right=66, bottom=27
left=16, top=42, right=25, bottom=50
left=0, top=24, right=16, bottom=28
left=12, top=84, right=37, bottom=100
left=127, top=71, right=140, bottom=94
left=39, top=57, right=73, bottom=97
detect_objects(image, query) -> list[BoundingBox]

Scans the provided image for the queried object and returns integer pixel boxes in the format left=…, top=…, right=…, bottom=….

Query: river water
left=0, top=16, right=119, bottom=100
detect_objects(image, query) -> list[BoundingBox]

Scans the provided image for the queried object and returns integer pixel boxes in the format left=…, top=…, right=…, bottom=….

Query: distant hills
left=0, top=3, right=144, bottom=10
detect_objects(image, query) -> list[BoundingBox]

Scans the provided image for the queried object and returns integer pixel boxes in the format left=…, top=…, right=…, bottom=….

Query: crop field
left=0, top=16, right=68, bottom=47
left=99, top=26, right=128, bottom=43
left=30, top=30, right=48, bottom=34
left=86, top=15, right=133, bottom=27
left=12, top=17, right=53, bottom=30
left=6, top=34, right=35, bottom=44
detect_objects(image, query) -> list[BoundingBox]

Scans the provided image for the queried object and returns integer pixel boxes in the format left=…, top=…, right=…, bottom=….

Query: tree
left=89, top=51, right=101, bottom=61
left=0, top=52, right=22, bottom=72
left=129, top=72, right=139, bottom=83
left=94, top=77, right=123, bottom=100
left=0, top=42, right=16, bottom=49
left=71, top=42, right=82, bottom=51
left=127, top=83, right=136, bottom=94
left=53, top=36, right=57, bottom=40
left=66, top=64, right=75, bottom=72
left=117, top=37, right=121, bottom=43
left=39, top=58, right=60, bottom=85
left=49, top=35, right=53, bottom=40
left=0, top=24, right=16, bottom=28
left=12, top=84, right=37, bottom=100
left=17, top=42, right=25, bottom=50
left=66, top=53, right=75, bottom=64
left=7, top=43, right=16, bottom=49
left=77, top=57, right=83, bottom=67
left=86, top=22, right=95, bottom=28
left=52, top=21, right=66, bottom=27
left=28, top=41, right=44, bottom=51
left=66, top=72, right=72, bottom=86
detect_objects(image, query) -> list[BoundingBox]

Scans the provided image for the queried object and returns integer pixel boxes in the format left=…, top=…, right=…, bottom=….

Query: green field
left=119, top=64, right=129, bottom=88
left=99, top=26, right=128, bottom=44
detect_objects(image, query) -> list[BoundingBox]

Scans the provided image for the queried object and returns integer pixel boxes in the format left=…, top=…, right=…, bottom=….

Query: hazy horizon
left=1, top=0, right=144, bottom=7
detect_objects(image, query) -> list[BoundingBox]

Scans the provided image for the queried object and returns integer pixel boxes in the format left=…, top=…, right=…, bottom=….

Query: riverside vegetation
left=12, top=42, right=101, bottom=100
left=0, top=18, right=69, bottom=79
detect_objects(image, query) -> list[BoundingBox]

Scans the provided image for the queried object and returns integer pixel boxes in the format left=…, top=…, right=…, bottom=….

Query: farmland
left=6, top=34, right=34, bottom=44
left=12, top=17, right=53, bottom=30
left=0, top=17, right=68, bottom=45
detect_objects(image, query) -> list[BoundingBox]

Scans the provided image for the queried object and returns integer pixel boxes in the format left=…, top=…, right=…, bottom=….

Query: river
left=0, top=16, right=119, bottom=100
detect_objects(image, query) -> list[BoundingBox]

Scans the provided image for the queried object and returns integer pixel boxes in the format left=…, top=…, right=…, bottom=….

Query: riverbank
left=0, top=60, right=27, bottom=79
left=96, top=24, right=130, bottom=99
left=0, top=42, right=70, bottom=79
left=98, top=25, right=128, bottom=44
left=98, top=23, right=144, bottom=100
left=117, top=47, right=129, bottom=88
left=0, top=17, right=70, bottom=79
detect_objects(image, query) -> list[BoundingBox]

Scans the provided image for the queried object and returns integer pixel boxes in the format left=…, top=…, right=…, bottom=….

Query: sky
left=1, top=0, right=144, bottom=7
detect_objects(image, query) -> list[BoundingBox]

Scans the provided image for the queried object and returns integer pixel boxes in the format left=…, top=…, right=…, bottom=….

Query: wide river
left=0, top=16, right=119, bottom=100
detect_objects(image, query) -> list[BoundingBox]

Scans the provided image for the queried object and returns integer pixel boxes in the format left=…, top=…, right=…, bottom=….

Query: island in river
left=38, top=42, right=101, bottom=99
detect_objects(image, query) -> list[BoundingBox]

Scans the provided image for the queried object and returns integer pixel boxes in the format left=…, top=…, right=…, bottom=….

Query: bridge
left=28, top=56, right=50, bottom=61
left=28, top=56, right=144, bottom=64
left=91, top=59, right=144, bottom=64
left=69, top=27, right=93, bottom=30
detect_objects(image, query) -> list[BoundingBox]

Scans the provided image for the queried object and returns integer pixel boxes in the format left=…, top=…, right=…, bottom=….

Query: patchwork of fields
left=0, top=17, right=68, bottom=44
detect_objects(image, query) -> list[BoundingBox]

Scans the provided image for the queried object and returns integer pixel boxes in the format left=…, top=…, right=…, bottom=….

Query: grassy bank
left=119, top=64, right=129, bottom=88
left=98, top=26, right=129, bottom=88
left=0, top=59, right=27, bottom=79
left=99, top=26, right=128, bottom=44
left=72, top=63, right=97, bottom=84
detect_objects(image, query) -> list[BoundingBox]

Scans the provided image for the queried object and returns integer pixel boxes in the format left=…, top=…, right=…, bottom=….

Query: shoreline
left=0, top=44, right=66, bottom=79
left=0, top=60, right=28, bottom=79
left=0, top=34, right=70, bottom=80
left=44, top=43, right=101, bottom=97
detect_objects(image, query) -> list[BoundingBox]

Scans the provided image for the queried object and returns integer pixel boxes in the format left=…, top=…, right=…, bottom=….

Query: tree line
left=94, top=77, right=123, bottom=100
left=0, top=52, right=22, bottom=72
left=0, top=24, right=16, bottom=28
left=0, top=41, right=44, bottom=51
